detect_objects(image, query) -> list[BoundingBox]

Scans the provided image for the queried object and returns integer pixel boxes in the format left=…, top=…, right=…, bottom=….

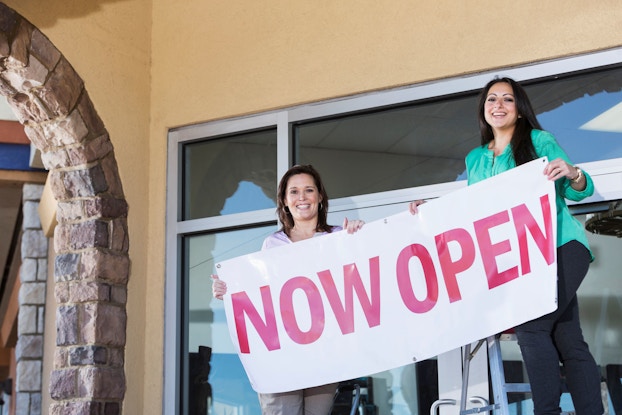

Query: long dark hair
left=276, top=164, right=332, bottom=237
left=477, top=77, right=543, bottom=166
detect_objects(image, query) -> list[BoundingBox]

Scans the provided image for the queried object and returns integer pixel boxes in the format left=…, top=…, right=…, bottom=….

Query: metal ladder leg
left=460, top=342, right=473, bottom=414
left=460, top=339, right=493, bottom=415
left=487, top=335, right=510, bottom=415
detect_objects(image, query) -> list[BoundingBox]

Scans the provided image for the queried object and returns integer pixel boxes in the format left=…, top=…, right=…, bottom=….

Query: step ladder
left=459, top=332, right=531, bottom=415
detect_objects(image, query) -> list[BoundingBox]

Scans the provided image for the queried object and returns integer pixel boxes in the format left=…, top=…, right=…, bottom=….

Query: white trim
left=163, top=132, right=181, bottom=415
left=276, top=111, right=290, bottom=183
left=169, top=112, right=280, bottom=142
left=576, top=158, right=622, bottom=205
left=176, top=209, right=278, bottom=234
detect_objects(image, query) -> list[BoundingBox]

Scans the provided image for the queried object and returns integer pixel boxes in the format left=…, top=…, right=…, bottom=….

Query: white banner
left=216, top=157, right=558, bottom=393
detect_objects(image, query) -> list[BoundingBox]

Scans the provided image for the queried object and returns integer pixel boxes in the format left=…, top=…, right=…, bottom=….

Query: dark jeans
left=514, top=240, right=603, bottom=415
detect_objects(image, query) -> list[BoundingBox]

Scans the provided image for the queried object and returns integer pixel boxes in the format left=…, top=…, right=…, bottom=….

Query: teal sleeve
left=532, top=130, right=594, bottom=201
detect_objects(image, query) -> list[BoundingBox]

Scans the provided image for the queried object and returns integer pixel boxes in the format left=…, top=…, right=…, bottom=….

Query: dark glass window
left=294, top=95, right=478, bottom=199
left=182, top=129, right=278, bottom=220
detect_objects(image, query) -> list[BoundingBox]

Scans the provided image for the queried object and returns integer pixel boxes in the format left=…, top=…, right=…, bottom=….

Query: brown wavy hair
left=276, top=164, right=332, bottom=237
left=477, top=77, right=543, bottom=166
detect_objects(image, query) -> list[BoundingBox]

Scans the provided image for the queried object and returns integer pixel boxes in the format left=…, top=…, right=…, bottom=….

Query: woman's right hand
left=211, top=274, right=227, bottom=300
left=408, top=200, right=426, bottom=215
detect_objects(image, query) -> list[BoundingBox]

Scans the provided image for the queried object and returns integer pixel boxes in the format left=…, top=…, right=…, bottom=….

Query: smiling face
left=283, top=173, right=322, bottom=225
left=484, top=81, right=519, bottom=135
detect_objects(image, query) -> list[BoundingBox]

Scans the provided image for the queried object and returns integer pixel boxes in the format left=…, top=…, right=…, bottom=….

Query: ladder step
left=460, top=403, right=498, bottom=415
left=503, top=383, right=531, bottom=393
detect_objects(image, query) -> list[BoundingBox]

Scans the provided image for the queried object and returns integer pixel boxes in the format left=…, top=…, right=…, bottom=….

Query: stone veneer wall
left=0, top=4, right=130, bottom=414
left=16, top=184, right=47, bottom=415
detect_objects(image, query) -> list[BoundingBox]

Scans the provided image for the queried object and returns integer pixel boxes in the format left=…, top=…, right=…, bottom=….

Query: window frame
left=164, top=46, right=622, bottom=414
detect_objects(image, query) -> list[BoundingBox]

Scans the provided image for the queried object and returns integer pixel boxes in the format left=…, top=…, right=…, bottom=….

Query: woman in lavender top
left=212, top=164, right=364, bottom=415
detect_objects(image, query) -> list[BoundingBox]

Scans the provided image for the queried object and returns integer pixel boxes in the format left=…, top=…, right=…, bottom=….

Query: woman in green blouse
left=465, top=77, right=603, bottom=415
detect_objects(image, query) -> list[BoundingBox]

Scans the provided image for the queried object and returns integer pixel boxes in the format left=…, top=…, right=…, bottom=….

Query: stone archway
left=0, top=4, right=130, bottom=415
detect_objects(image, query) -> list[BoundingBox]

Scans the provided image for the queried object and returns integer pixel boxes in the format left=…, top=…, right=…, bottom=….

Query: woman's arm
left=543, top=158, right=586, bottom=191
left=534, top=130, right=594, bottom=200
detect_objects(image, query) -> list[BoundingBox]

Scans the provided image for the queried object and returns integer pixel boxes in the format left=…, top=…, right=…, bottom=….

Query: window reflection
left=221, top=181, right=275, bottom=215
left=525, top=69, right=622, bottom=163
left=186, top=225, right=276, bottom=415
left=182, top=129, right=278, bottom=220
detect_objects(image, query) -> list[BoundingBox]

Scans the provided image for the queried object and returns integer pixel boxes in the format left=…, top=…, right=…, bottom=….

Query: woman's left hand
left=408, top=199, right=426, bottom=215
left=544, top=158, right=578, bottom=181
left=342, top=217, right=365, bottom=234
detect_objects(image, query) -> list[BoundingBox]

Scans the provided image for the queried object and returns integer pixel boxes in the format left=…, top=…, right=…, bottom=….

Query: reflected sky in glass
left=220, top=181, right=275, bottom=215
left=538, top=89, right=622, bottom=163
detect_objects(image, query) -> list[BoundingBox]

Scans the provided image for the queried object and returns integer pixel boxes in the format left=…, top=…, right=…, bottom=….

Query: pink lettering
left=474, top=211, right=518, bottom=290
left=280, top=277, right=325, bottom=345
left=231, top=286, right=280, bottom=354
left=231, top=191, right=556, bottom=353
left=396, top=244, right=439, bottom=313
left=317, top=257, right=381, bottom=334
left=511, top=194, right=555, bottom=275
left=435, top=228, right=476, bottom=302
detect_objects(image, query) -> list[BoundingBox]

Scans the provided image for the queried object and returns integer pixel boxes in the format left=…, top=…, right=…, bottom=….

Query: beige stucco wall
left=150, top=0, right=622, bottom=127
left=1, top=0, right=621, bottom=414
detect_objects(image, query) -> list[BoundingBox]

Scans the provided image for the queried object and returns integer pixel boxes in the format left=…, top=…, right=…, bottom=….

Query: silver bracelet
left=571, top=167, right=583, bottom=184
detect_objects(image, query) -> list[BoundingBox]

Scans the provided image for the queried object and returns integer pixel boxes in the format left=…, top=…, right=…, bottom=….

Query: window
left=166, top=49, right=622, bottom=415
left=182, top=129, right=278, bottom=220
left=294, top=95, right=477, bottom=199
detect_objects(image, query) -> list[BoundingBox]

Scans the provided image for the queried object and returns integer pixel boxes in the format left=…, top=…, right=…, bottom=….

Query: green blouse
left=465, top=129, right=594, bottom=258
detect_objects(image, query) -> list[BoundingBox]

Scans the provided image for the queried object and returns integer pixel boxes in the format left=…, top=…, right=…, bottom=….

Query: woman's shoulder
left=313, top=225, right=342, bottom=237
left=262, top=230, right=290, bottom=250
left=530, top=128, right=556, bottom=142
left=530, top=129, right=561, bottom=152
